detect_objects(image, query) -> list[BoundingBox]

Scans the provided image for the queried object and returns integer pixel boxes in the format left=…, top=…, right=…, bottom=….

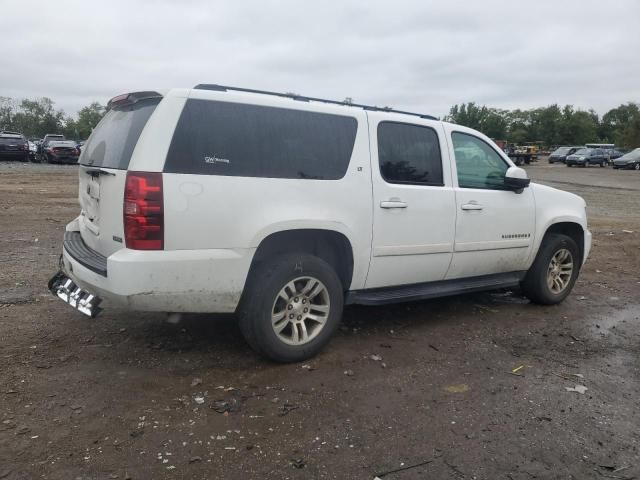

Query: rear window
left=80, top=98, right=159, bottom=169
left=164, top=99, right=358, bottom=179
left=0, top=136, right=25, bottom=144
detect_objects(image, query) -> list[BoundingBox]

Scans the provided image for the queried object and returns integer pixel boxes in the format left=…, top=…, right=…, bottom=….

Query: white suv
left=50, top=85, right=591, bottom=362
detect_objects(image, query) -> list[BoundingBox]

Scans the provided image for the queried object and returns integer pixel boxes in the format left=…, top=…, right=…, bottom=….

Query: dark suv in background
left=548, top=146, right=582, bottom=164
left=0, top=131, right=29, bottom=162
left=566, top=148, right=607, bottom=167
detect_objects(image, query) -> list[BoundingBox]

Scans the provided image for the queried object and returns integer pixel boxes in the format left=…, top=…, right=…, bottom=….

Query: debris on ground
left=190, top=378, right=202, bottom=387
left=370, top=354, right=383, bottom=361
left=445, top=384, right=469, bottom=393
left=344, top=370, right=354, bottom=376
left=210, top=398, right=241, bottom=414
left=565, top=385, right=588, bottom=394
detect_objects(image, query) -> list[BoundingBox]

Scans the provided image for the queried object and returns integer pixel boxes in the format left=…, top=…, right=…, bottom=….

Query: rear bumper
left=0, top=151, right=28, bottom=159
left=60, top=227, right=255, bottom=313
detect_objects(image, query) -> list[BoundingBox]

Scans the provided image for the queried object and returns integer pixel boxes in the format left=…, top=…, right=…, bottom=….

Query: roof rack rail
left=193, top=84, right=437, bottom=120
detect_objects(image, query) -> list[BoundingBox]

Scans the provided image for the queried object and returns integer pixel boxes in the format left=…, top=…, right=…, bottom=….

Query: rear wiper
left=82, top=167, right=116, bottom=176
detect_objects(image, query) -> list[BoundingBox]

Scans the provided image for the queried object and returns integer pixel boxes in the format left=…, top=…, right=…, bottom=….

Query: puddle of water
left=589, top=304, right=640, bottom=337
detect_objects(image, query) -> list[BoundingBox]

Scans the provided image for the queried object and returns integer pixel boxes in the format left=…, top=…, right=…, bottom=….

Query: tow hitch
left=48, top=271, right=103, bottom=318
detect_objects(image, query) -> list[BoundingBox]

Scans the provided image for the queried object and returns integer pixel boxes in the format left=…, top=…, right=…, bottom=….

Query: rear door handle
left=461, top=202, right=483, bottom=211
left=380, top=200, right=408, bottom=209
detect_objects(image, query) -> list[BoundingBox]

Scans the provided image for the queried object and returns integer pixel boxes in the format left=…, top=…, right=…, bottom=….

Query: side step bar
left=345, top=272, right=525, bottom=306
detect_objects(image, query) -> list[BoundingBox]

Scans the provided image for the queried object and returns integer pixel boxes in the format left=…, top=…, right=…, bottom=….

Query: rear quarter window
left=81, top=98, right=159, bottom=169
left=164, top=99, right=358, bottom=179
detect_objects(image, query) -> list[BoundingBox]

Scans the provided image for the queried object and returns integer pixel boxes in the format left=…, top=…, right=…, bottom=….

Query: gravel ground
left=0, top=159, right=638, bottom=480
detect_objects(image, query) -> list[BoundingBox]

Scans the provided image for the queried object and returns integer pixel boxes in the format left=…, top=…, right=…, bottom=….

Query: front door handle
left=461, top=202, right=483, bottom=211
left=380, top=199, right=408, bottom=209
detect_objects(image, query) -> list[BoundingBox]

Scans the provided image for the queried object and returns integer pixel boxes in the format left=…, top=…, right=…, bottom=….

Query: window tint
left=164, top=99, right=357, bottom=179
left=452, top=132, right=509, bottom=190
left=377, top=122, right=443, bottom=185
left=81, top=98, right=159, bottom=169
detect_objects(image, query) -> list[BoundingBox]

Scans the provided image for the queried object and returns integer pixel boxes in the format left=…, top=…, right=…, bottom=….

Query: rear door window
left=164, top=99, right=357, bottom=179
left=81, top=98, right=159, bottom=169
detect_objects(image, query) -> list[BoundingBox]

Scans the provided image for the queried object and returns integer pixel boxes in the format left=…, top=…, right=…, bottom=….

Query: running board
left=345, top=272, right=525, bottom=306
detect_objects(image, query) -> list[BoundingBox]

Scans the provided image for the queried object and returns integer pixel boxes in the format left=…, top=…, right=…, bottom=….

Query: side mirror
left=504, top=166, right=530, bottom=193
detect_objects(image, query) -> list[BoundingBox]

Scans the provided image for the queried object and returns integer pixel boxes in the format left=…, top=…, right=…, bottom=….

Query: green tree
left=11, top=97, right=65, bottom=138
left=0, top=97, right=17, bottom=131
left=600, top=103, right=640, bottom=147
left=72, top=102, right=105, bottom=139
left=445, top=103, right=508, bottom=139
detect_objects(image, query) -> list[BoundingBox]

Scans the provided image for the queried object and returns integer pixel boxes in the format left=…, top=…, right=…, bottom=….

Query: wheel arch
left=541, top=221, right=585, bottom=265
left=249, top=229, right=355, bottom=291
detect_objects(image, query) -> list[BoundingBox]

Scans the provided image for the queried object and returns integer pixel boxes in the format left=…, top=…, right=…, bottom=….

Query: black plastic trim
left=345, top=271, right=525, bottom=306
left=63, top=231, right=108, bottom=277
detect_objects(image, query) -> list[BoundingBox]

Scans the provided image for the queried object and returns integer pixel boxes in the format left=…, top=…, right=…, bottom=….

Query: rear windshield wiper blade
left=82, top=167, right=116, bottom=176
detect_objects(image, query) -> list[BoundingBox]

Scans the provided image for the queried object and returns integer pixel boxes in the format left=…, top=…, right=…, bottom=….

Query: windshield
left=80, top=98, right=159, bottom=169
left=552, top=147, right=571, bottom=155
left=574, top=148, right=591, bottom=155
left=620, top=148, right=640, bottom=160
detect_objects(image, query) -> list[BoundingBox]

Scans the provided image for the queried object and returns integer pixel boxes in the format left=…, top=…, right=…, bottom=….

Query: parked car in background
left=0, top=131, right=29, bottom=162
left=612, top=148, right=640, bottom=170
left=49, top=85, right=591, bottom=362
left=28, top=141, right=38, bottom=161
left=566, top=148, right=607, bottom=167
left=548, top=146, right=582, bottom=164
left=39, top=134, right=66, bottom=161
left=42, top=140, right=81, bottom=164
left=602, top=148, right=625, bottom=163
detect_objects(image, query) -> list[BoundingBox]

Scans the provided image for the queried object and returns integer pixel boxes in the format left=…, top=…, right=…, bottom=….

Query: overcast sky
left=2, top=0, right=639, bottom=118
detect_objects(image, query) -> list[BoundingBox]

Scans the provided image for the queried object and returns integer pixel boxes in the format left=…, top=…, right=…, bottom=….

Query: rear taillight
left=123, top=171, right=163, bottom=250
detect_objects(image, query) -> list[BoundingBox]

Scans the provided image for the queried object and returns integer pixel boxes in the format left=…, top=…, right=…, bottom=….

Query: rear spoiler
left=107, top=91, right=163, bottom=110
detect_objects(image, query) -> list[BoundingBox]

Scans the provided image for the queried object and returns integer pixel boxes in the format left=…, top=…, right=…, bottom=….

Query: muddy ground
left=0, top=160, right=638, bottom=480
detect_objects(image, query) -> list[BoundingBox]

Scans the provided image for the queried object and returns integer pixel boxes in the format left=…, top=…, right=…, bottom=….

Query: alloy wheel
left=547, top=248, right=574, bottom=294
left=271, top=276, right=330, bottom=346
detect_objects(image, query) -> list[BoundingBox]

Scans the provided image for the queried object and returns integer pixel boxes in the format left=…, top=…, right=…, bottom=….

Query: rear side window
left=164, top=99, right=358, bottom=179
left=81, top=98, right=159, bottom=169
left=377, top=122, right=443, bottom=185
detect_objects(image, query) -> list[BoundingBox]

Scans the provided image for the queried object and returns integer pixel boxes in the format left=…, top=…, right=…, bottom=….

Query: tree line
left=2, top=95, right=639, bottom=149
left=0, top=97, right=105, bottom=140
left=444, top=102, right=640, bottom=148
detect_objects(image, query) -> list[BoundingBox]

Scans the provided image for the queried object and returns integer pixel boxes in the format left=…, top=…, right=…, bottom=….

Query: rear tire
left=237, top=253, right=344, bottom=362
left=521, top=233, right=580, bottom=305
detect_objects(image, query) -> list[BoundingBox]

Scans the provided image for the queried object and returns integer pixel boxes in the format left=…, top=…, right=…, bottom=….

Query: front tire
left=521, top=233, right=580, bottom=305
left=635, top=163, right=640, bottom=171
left=238, top=253, right=344, bottom=362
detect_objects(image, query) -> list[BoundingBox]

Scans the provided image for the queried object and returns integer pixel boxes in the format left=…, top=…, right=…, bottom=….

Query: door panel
left=365, top=114, right=456, bottom=289
left=445, top=127, right=536, bottom=279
